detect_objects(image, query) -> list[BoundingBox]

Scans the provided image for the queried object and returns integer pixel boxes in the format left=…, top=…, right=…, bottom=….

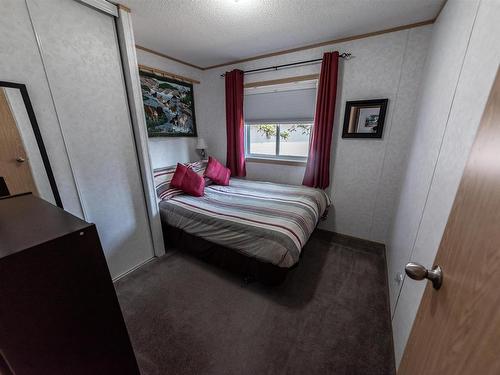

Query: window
left=245, top=121, right=313, bottom=161
left=244, top=80, right=317, bottom=162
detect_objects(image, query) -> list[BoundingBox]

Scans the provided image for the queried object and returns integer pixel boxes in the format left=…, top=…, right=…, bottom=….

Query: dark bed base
left=162, top=223, right=292, bottom=285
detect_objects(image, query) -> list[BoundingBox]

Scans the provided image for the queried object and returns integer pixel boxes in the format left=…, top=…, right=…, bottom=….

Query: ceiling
left=120, top=0, right=444, bottom=69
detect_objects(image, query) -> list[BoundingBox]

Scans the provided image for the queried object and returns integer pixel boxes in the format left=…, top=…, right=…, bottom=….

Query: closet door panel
left=0, top=0, right=83, bottom=217
left=28, top=0, right=154, bottom=277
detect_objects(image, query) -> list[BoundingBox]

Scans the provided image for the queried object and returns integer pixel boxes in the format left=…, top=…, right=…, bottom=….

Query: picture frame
left=342, top=99, right=388, bottom=139
left=140, top=71, right=197, bottom=137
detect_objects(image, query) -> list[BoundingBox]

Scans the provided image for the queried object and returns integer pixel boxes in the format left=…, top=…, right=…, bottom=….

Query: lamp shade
left=196, top=138, right=207, bottom=149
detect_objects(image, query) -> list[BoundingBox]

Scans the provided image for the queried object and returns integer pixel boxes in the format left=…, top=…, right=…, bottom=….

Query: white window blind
left=244, top=87, right=317, bottom=123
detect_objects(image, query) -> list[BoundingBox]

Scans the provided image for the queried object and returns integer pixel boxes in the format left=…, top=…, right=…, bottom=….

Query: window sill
left=245, top=157, right=307, bottom=166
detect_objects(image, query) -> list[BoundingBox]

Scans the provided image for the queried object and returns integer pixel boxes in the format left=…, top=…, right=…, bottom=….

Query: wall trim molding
left=75, top=0, right=118, bottom=17
left=116, top=7, right=166, bottom=257
left=244, top=74, right=318, bottom=88
left=245, top=157, right=307, bottom=167
left=135, top=45, right=205, bottom=70
left=112, top=256, right=156, bottom=282
left=203, top=20, right=435, bottom=70
left=435, top=0, right=448, bottom=21
left=135, top=19, right=435, bottom=72
left=138, top=64, right=200, bottom=84
left=116, top=3, right=131, bottom=13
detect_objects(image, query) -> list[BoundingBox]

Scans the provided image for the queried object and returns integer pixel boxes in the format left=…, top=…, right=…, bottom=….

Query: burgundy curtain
left=302, top=51, right=339, bottom=189
left=225, top=69, right=246, bottom=177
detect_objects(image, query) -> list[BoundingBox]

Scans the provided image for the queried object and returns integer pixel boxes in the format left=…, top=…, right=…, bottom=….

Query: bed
left=155, top=161, right=330, bottom=284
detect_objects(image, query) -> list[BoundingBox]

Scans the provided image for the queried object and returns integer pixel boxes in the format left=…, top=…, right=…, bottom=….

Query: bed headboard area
left=153, top=160, right=208, bottom=202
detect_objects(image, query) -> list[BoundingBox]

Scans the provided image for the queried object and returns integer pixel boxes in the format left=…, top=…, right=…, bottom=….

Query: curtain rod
left=220, top=52, right=351, bottom=78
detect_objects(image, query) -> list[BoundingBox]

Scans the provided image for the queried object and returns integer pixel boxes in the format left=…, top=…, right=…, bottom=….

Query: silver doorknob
left=405, top=262, right=443, bottom=290
left=16, top=157, right=26, bottom=163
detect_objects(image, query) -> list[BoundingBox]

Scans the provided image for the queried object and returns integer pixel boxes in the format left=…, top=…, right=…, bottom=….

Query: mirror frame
left=0, top=81, right=63, bottom=208
left=341, top=98, right=388, bottom=139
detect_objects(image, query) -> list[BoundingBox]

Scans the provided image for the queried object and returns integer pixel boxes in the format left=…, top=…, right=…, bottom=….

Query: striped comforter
left=159, top=178, right=330, bottom=267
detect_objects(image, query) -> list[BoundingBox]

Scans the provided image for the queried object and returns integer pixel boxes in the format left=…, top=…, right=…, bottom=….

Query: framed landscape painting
left=140, top=71, right=197, bottom=137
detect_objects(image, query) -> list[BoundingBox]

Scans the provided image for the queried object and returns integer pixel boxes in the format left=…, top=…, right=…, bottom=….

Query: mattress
left=159, top=178, right=330, bottom=267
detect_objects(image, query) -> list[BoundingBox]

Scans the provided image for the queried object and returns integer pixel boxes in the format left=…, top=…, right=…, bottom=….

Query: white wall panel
left=369, top=27, right=433, bottom=243
left=321, top=31, right=408, bottom=240
left=27, top=0, right=154, bottom=278
left=389, top=0, right=500, bottom=366
left=386, top=0, right=479, bottom=316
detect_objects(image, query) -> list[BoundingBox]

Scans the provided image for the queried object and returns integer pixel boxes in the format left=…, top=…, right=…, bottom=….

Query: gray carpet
left=115, top=230, right=395, bottom=375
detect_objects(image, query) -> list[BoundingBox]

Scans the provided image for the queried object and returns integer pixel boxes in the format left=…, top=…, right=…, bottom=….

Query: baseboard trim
left=112, top=256, right=156, bottom=282
left=314, top=229, right=386, bottom=255
left=112, top=230, right=386, bottom=282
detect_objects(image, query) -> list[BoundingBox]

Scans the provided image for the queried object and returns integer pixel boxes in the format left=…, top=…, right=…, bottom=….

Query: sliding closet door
left=26, top=0, right=154, bottom=278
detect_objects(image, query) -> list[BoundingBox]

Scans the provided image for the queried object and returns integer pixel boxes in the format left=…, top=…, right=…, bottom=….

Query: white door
left=27, top=0, right=155, bottom=278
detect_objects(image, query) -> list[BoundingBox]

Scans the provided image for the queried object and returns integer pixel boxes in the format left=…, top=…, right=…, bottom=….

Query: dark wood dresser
left=0, top=194, right=140, bottom=375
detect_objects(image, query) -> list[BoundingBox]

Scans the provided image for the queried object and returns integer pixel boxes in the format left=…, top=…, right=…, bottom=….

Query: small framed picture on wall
left=342, top=99, right=388, bottom=139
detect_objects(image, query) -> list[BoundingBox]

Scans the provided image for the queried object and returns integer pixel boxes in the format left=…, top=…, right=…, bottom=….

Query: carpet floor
left=115, top=230, right=395, bottom=375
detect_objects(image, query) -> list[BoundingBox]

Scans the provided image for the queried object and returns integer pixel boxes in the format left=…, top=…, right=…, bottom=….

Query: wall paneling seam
left=367, top=30, right=411, bottom=242
left=24, top=0, right=87, bottom=219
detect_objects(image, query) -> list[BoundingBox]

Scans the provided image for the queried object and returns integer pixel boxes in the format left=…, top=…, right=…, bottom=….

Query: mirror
left=0, top=81, right=62, bottom=207
left=342, top=99, right=388, bottom=139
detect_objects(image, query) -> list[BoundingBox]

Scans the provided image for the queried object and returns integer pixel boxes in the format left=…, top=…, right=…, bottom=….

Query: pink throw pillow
left=204, top=156, right=231, bottom=186
left=170, top=163, right=188, bottom=189
left=181, top=167, right=205, bottom=197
